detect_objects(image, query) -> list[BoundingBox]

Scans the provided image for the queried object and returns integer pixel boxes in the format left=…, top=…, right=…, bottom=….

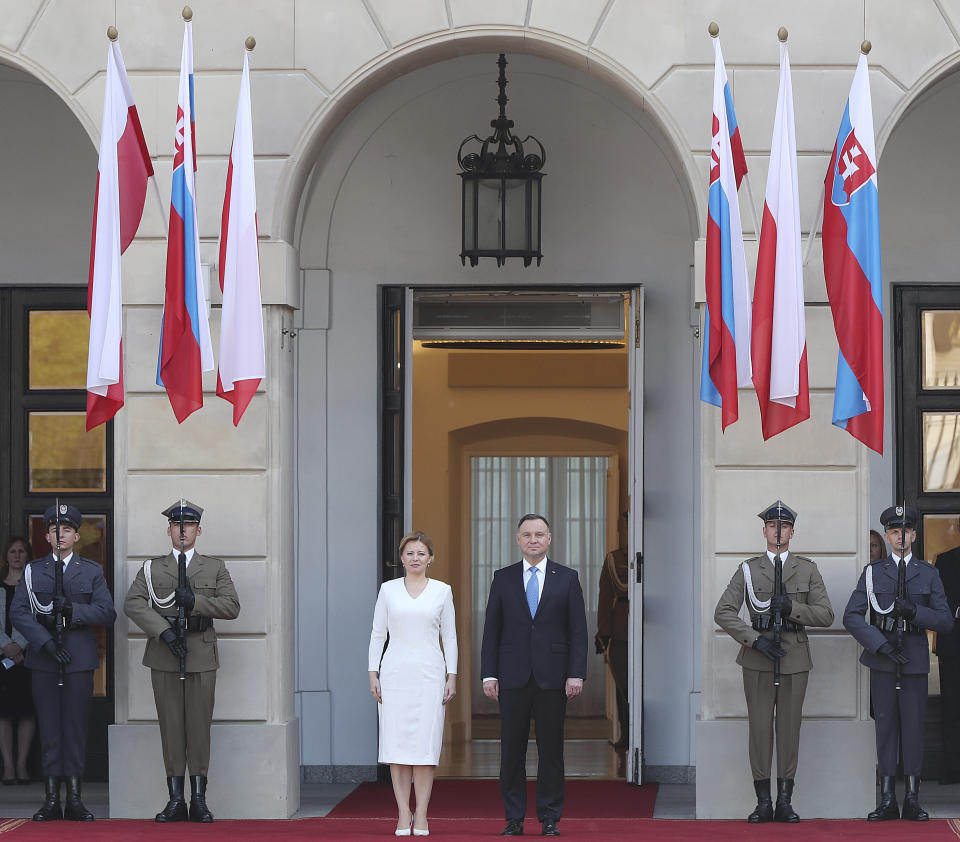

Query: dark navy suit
left=843, top=555, right=952, bottom=775
left=480, top=559, right=587, bottom=823
left=933, top=545, right=960, bottom=779
left=10, top=554, right=116, bottom=776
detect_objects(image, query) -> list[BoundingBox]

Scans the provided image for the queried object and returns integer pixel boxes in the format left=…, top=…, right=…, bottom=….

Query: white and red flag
left=86, top=37, right=154, bottom=430
left=751, top=39, right=809, bottom=438
left=216, top=47, right=265, bottom=425
left=156, top=17, right=214, bottom=423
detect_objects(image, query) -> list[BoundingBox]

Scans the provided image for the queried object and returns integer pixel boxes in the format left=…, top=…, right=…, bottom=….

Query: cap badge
left=896, top=506, right=904, bottom=517
left=59, top=504, right=67, bottom=515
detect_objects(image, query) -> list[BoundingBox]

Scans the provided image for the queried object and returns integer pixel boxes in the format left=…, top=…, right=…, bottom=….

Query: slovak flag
left=86, top=37, right=154, bottom=430
left=700, top=35, right=752, bottom=430
left=751, top=40, right=809, bottom=438
left=823, top=52, right=883, bottom=453
left=157, top=17, right=214, bottom=423
left=216, top=48, right=265, bottom=426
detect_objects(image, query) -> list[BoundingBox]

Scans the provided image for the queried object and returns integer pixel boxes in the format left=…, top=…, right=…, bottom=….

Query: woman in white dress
left=369, top=531, right=457, bottom=837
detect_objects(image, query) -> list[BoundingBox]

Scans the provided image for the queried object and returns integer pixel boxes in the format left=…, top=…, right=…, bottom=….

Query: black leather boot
left=63, top=776, right=94, bottom=821
left=747, top=779, right=774, bottom=823
left=189, top=774, right=214, bottom=823
left=867, top=775, right=900, bottom=821
left=774, top=778, right=800, bottom=822
left=32, top=776, right=63, bottom=821
left=155, top=776, right=189, bottom=822
left=902, top=776, right=929, bottom=821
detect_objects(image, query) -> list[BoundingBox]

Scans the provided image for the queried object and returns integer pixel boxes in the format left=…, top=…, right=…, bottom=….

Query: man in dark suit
left=481, top=513, right=588, bottom=838
left=844, top=504, right=953, bottom=821
left=10, top=503, right=117, bottom=822
left=124, top=500, right=240, bottom=823
left=933, top=521, right=960, bottom=784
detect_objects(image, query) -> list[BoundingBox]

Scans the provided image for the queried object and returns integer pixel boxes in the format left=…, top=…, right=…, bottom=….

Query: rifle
left=773, top=502, right=784, bottom=688
left=895, top=501, right=907, bottom=692
left=177, top=498, right=188, bottom=681
left=53, top=497, right=65, bottom=688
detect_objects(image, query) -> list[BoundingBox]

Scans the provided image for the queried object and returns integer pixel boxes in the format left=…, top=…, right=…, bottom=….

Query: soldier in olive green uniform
left=714, top=501, right=834, bottom=824
left=123, top=501, right=240, bottom=823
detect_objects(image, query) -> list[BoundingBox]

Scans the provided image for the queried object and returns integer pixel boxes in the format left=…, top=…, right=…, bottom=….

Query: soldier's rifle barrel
left=895, top=503, right=906, bottom=692
left=773, top=510, right=783, bottom=688
left=53, top=497, right=65, bottom=688
left=177, top=500, right=187, bottom=681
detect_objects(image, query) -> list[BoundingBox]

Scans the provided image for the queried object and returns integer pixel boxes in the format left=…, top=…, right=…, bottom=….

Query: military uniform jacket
left=9, top=554, right=117, bottom=673
left=843, top=554, right=953, bottom=674
left=124, top=552, right=240, bottom=673
left=714, top=553, right=834, bottom=674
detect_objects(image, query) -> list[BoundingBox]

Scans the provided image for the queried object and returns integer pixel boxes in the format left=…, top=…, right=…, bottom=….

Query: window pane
left=926, top=514, right=960, bottom=566
left=923, top=412, right=960, bottom=492
left=922, top=310, right=960, bottom=389
left=28, top=513, right=110, bottom=697
left=29, top=311, right=89, bottom=390
left=28, top=412, right=106, bottom=492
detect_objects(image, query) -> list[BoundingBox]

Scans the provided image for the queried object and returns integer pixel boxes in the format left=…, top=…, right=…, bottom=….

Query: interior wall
left=0, top=64, right=94, bottom=286
left=295, top=52, right=698, bottom=771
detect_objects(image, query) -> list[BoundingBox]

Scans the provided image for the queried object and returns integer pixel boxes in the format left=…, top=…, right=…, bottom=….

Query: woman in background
left=870, top=529, right=886, bottom=563
left=369, top=531, right=457, bottom=837
left=0, top=537, right=35, bottom=784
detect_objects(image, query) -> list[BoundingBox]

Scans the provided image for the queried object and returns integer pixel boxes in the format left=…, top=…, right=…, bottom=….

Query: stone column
left=108, top=240, right=301, bottom=819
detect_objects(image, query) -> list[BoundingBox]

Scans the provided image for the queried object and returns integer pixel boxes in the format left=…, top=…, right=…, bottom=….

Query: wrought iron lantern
left=458, top=54, right=545, bottom=267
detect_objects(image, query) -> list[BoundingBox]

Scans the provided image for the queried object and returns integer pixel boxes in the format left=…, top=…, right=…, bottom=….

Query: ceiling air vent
left=412, top=291, right=626, bottom=345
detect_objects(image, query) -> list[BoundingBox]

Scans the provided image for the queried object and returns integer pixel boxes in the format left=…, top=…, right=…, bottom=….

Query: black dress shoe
left=1, top=778, right=14, bottom=786
left=867, top=775, right=899, bottom=821
left=541, top=820, right=560, bottom=836
left=501, top=819, right=524, bottom=836
left=16, top=778, right=31, bottom=786
left=33, top=776, right=62, bottom=821
left=63, top=776, right=95, bottom=821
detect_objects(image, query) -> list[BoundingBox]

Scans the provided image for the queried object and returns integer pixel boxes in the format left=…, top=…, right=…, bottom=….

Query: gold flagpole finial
left=778, top=27, right=788, bottom=43
left=245, top=36, right=256, bottom=51
left=708, top=22, right=719, bottom=38
left=861, top=40, right=872, bottom=55
left=107, top=26, right=118, bottom=42
left=182, top=6, right=193, bottom=22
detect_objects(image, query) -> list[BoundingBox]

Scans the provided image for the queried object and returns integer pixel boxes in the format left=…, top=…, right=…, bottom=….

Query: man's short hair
left=517, top=513, right=550, bottom=531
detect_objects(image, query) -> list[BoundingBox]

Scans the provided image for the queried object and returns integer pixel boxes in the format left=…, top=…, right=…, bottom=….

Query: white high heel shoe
left=413, top=826, right=429, bottom=837
left=395, top=818, right=412, bottom=836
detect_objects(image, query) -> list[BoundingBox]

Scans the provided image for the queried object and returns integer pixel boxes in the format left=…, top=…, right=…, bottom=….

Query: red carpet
left=326, top=779, right=658, bottom=819
left=2, top=817, right=960, bottom=840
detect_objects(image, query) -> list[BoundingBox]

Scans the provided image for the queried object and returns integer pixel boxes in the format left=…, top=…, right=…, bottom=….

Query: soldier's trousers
left=32, top=669, right=93, bottom=776
left=742, top=668, right=808, bottom=780
left=871, top=671, right=927, bottom=776
left=151, top=669, right=217, bottom=776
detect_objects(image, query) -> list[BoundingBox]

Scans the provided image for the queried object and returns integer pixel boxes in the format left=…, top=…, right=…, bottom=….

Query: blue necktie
left=526, top=566, right=539, bottom=617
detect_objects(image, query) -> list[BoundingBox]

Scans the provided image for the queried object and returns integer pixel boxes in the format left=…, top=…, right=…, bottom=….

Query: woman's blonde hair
left=399, top=530, right=435, bottom=559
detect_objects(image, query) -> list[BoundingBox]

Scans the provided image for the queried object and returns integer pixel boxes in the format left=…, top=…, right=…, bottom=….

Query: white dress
left=368, top=578, right=458, bottom=765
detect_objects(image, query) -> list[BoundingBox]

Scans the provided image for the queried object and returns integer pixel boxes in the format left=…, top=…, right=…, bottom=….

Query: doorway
left=0, top=287, right=115, bottom=781
left=387, top=287, right=643, bottom=780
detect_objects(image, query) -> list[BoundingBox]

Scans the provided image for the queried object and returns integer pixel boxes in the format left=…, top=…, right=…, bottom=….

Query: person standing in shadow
left=933, top=517, right=960, bottom=785
left=481, top=514, right=588, bottom=838
left=595, top=515, right=629, bottom=751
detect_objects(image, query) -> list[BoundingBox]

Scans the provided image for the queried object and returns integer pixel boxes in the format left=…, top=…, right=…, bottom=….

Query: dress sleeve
left=440, top=585, right=458, bottom=675
left=368, top=585, right=388, bottom=672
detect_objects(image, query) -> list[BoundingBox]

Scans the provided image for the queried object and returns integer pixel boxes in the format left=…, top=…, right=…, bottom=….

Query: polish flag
left=751, top=40, right=809, bottom=438
left=216, top=48, right=265, bottom=425
left=156, top=17, right=214, bottom=423
left=86, top=37, right=154, bottom=430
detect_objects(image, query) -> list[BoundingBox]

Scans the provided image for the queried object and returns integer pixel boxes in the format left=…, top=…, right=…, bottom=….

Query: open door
left=627, top=287, right=645, bottom=784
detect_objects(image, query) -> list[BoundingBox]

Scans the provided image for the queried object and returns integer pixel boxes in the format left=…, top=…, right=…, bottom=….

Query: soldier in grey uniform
left=714, top=501, right=834, bottom=823
left=9, top=504, right=116, bottom=821
left=843, top=504, right=953, bottom=821
left=123, top=500, right=240, bottom=823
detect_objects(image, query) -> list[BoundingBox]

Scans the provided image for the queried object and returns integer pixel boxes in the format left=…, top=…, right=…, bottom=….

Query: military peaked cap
left=43, top=503, right=82, bottom=530
left=757, top=500, right=797, bottom=525
left=161, top=500, right=203, bottom=523
left=880, top=505, right=918, bottom=530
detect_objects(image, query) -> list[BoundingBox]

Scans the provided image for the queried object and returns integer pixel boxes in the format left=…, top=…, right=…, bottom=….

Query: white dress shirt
left=170, top=547, right=197, bottom=568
